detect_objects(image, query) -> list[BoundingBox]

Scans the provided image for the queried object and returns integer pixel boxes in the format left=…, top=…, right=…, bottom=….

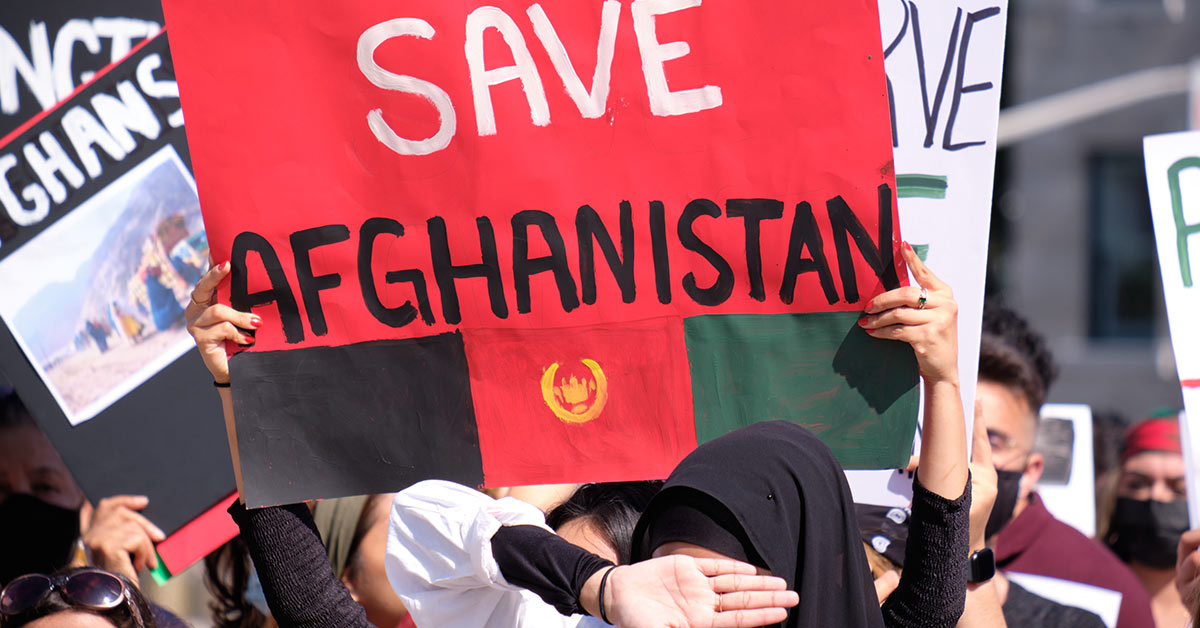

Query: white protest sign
left=1034, top=403, right=1097, bottom=538
left=1143, top=130, right=1200, bottom=527
left=1007, top=572, right=1121, bottom=628
left=849, top=0, right=1008, bottom=505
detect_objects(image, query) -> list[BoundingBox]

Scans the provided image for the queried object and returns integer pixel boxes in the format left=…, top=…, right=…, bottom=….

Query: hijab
left=632, top=421, right=885, bottom=628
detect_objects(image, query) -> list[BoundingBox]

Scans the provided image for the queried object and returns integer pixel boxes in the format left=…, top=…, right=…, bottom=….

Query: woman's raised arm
left=859, top=242, right=967, bottom=500
left=185, top=261, right=258, bottom=501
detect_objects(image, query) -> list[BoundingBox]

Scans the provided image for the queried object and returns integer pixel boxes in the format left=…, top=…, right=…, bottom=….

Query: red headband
left=1121, top=417, right=1181, bottom=463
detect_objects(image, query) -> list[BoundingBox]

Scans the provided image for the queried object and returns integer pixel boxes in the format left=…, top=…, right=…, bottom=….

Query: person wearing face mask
left=863, top=406, right=1106, bottom=627
left=978, top=304, right=1155, bottom=628
left=1099, top=415, right=1190, bottom=628
left=0, top=392, right=88, bottom=588
left=0, top=390, right=188, bottom=628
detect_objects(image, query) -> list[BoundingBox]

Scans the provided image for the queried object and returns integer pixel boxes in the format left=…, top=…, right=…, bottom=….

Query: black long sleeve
left=491, top=524, right=614, bottom=617
left=228, top=501, right=374, bottom=628
left=880, top=474, right=971, bottom=628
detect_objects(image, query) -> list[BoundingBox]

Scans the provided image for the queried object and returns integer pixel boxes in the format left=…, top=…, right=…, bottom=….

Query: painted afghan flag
left=163, top=0, right=918, bottom=506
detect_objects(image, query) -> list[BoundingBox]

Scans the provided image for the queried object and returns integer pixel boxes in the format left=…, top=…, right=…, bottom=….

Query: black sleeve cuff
left=881, top=472, right=971, bottom=628
left=492, top=524, right=614, bottom=617
left=227, top=500, right=371, bottom=628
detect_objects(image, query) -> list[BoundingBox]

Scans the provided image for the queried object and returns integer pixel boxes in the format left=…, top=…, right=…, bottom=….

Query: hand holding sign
left=859, top=242, right=959, bottom=385
left=185, top=264, right=256, bottom=499
left=185, top=262, right=259, bottom=384
left=860, top=244, right=967, bottom=502
left=80, top=495, right=166, bottom=585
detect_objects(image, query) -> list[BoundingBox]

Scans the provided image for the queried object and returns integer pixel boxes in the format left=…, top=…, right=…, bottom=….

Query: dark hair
left=545, top=481, right=662, bottom=565
left=204, top=537, right=270, bottom=628
left=979, top=302, right=1058, bottom=410
left=0, top=568, right=157, bottom=628
left=0, top=392, right=37, bottom=431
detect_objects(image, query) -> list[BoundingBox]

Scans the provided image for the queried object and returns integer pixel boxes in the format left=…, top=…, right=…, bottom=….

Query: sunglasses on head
left=0, top=569, right=127, bottom=616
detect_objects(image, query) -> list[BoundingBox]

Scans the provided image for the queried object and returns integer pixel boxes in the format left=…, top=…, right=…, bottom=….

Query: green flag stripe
left=896, top=174, right=948, bottom=199
left=683, top=312, right=919, bottom=469
left=149, top=551, right=173, bottom=585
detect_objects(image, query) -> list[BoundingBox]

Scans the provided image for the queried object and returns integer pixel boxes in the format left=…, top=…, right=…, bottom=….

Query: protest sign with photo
left=1143, top=129, right=1200, bottom=527
left=0, top=17, right=234, bottom=575
left=848, top=0, right=1008, bottom=506
left=0, top=145, right=204, bottom=424
left=164, top=0, right=920, bottom=506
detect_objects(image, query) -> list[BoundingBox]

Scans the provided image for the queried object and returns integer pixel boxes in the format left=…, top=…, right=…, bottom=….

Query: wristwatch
left=968, top=547, right=995, bottom=584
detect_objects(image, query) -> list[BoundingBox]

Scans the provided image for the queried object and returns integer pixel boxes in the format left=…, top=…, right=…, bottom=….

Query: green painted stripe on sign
left=684, top=312, right=919, bottom=469
left=911, top=243, right=929, bottom=262
left=149, top=551, right=172, bottom=585
left=896, top=174, right=948, bottom=199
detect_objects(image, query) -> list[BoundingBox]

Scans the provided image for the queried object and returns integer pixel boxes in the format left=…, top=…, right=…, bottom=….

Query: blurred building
left=993, top=0, right=1198, bottom=422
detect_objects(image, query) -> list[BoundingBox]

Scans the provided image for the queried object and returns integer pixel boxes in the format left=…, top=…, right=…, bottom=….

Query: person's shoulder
left=1045, top=516, right=1140, bottom=571
left=1027, top=506, right=1119, bottom=563
left=151, top=602, right=193, bottom=628
left=1014, top=507, right=1155, bottom=619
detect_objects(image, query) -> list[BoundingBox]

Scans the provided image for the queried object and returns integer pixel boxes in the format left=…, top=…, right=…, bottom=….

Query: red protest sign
left=163, top=0, right=915, bottom=505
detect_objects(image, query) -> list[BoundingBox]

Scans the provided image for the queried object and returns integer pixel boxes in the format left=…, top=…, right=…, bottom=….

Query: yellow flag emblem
left=541, top=359, right=609, bottom=424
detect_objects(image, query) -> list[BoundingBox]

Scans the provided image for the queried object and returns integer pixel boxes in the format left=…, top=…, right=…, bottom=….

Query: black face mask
left=1105, top=497, right=1189, bottom=569
left=0, top=494, right=81, bottom=585
left=985, top=468, right=1023, bottom=539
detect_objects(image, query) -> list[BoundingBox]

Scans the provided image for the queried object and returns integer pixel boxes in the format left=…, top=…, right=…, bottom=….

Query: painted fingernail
left=250, top=315, right=262, bottom=328
left=865, top=300, right=874, bottom=311
left=858, top=317, right=869, bottom=326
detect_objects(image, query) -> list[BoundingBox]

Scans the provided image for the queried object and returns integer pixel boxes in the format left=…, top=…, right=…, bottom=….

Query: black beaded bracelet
left=213, top=380, right=231, bottom=388
left=598, top=566, right=616, bottom=624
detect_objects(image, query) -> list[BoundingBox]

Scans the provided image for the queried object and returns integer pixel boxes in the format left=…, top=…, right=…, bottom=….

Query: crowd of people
left=1, top=244, right=1198, bottom=628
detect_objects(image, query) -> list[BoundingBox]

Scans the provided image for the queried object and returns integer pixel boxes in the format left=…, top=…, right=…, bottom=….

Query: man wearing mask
left=979, top=305, right=1155, bottom=628
left=1101, top=415, right=1190, bottom=628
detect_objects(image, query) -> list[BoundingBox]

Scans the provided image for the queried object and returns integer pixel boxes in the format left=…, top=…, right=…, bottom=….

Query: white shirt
left=385, top=480, right=609, bottom=628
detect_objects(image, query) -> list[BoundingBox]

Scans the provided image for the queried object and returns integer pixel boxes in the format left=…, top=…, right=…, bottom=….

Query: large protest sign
left=0, top=13, right=234, bottom=576
left=848, top=0, right=1008, bottom=506
left=1144, top=130, right=1200, bottom=527
left=163, top=0, right=919, bottom=506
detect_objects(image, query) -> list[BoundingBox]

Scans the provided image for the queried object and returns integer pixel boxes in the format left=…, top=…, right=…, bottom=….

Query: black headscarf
left=632, top=421, right=885, bottom=628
